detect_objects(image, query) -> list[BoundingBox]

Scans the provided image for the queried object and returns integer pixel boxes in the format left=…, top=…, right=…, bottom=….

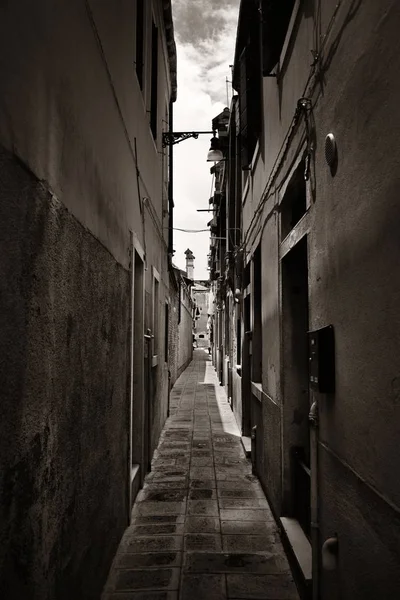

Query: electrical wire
left=173, top=228, right=210, bottom=233
left=236, top=0, right=345, bottom=257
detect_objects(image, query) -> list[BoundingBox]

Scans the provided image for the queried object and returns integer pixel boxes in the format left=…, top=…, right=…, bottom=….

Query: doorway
left=130, top=248, right=145, bottom=510
left=281, top=236, right=311, bottom=537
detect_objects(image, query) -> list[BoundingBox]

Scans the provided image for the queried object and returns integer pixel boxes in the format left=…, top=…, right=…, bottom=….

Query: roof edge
left=162, top=1, right=177, bottom=102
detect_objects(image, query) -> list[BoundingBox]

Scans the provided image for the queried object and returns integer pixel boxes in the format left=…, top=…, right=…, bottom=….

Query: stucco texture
left=0, top=147, right=130, bottom=600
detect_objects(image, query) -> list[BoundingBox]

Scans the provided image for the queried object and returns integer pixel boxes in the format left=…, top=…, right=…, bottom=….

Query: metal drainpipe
left=251, top=425, right=257, bottom=474
left=309, top=396, right=320, bottom=600
left=168, top=100, right=174, bottom=258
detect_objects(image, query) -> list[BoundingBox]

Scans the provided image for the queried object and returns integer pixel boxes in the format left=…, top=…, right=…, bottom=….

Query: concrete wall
left=232, top=0, right=400, bottom=597
left=0, top=1, right=175, bottom=597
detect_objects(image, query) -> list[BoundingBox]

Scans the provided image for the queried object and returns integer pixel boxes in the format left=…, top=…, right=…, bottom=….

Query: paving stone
left=159, top=443, right=189, bottom=449
left=187, top=500, right=219, bottom=516
left=217, top=489, right=263, bottom=499
left=120, top=536, right=183, bottom=553
left=185, top=517, right=220, bottom=533
left=138, top=490, right=187, bottom=503
left=115, top=552, right=182, bottom=569
left=226, top=573, right=298, bottom=599
left=191, top=450, right=212, bottom=457
left=190, top=457, right=213, bottom=466
left=130, top=515, right=185, bottom=525
left=218, top=498, right=269, bottom=510
left=181, top=574, right=226, bottom=600
left=113, top=567, right=180, bottom=592
left=132, top=502, right=186, bottom=516
left=189, top=479, right=216, bottom=489
left=222, top=535, right=276, bottom=554
left=220, top=509, right=274, bottom=522
left=105, top=592, right=178, bottom=600
left=189, top=488, right=216, bottom=500
left=102, top=352, right=298, bottom=600
left=192, top=441, right=211, bottom=449
left=151, top=459, right=177, bottom=467
left=184, top=533, right=222, bottom=552
left=184, top=552, right=291, bottom=574
left=143, top=482, right=189, bottom=491
left=221, top=521, right=277, bottom=536
left=216, top=481, right=263, bottom=492
left=130, top=524, right=185, bottom=536
left=189, top=466, right=214, bottom=479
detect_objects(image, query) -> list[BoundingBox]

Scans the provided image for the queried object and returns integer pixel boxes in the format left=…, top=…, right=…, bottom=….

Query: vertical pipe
left=168, top=100, right=174, bottom=258
left=310, top=396, right=320, bottom=600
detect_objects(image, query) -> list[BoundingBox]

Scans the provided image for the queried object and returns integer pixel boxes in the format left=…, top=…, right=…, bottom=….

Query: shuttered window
left=261, top=0, right=296, bottom=75
left=238, top=8, right=262, bottom=168
left=135, top=0, right=144, bottom=89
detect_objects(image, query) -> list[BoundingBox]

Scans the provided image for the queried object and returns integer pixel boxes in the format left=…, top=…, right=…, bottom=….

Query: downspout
left=309, top=396, right=320, bottom=600
left=168, top=100, right=174, bottom=260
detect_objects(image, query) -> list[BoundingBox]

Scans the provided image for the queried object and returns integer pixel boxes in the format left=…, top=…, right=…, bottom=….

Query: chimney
left=185, top=248, right=195, bottom=280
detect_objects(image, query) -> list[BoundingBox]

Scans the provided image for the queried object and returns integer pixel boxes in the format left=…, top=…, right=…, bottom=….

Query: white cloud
left=171, top=0, right=239, bottom=279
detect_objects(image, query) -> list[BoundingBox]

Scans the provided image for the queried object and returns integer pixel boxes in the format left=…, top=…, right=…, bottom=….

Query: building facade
left=169, top=264, right=194, bottom=387
left=209, top=1, right=400, bottom=599
left=0, top=1, right=177, bottom=598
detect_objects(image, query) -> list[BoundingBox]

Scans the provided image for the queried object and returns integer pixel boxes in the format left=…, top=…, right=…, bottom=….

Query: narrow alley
left=103, top=350, right=298, bottom=600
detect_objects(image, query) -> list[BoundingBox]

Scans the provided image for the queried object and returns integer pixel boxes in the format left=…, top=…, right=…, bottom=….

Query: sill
left=236, top=365, right=242, bottom=376
left=280, top=517, right=312, bottom=584
left=131, top=464, right=140, bottom=485
left=251, top=381, right=263, bottom=403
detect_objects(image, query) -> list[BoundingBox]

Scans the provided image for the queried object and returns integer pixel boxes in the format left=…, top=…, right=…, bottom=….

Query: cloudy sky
left=171, top=0, right=240, bottom=280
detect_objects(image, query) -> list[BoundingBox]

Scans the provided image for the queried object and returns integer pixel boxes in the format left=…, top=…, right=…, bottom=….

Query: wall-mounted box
left=308, top=325, right=335, bottom=393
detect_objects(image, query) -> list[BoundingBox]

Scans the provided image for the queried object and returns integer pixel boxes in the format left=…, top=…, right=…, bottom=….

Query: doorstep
left=240, top=436, right=251, bottom=458
left=280, top=517, right=312, bottom=599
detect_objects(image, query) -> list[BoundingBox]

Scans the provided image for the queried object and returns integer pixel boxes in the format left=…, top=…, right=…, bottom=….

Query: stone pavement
left=102, top=350, right=299, bottom=600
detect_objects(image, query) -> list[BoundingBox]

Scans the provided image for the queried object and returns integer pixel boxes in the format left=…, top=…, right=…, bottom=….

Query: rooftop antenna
left=226, top=65, right=234, bottom=106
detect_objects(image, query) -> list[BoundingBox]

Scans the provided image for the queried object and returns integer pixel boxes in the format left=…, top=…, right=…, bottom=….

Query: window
left=280, top=159, right=307, bottom=238
left=238, top=5, right=262, bottom=168
left=164, top=302, right=169, bottom=362
left=150, top=19, right=159, bottom=139
left=261, top=0, right=296, bottom=75
left=252, top=245, right=262, bottom=383
left=152, top=268, right=160, bottom=356
left=135, top=0, right=144, bottom=89
left=236, top=314, right=242, bottom=366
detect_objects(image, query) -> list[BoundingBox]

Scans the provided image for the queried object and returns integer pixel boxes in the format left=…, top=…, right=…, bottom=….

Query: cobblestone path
left=103, top=350, right=299, bottom=600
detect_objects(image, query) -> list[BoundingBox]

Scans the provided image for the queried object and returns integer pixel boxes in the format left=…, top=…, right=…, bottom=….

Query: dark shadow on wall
left=0, top=144, right=130, bottom=600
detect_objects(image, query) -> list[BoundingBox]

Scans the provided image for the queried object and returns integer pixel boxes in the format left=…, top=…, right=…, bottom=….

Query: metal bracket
left=162, top=130, right=214, bottom=148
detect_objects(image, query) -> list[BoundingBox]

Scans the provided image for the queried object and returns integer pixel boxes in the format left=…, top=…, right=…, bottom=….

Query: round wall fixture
left=325, top=133, right=337, bottom=167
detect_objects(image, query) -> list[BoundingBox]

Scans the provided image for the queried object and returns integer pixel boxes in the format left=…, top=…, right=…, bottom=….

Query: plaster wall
left=178, top=297, right=194, bottom=377
left=193, top=288, right=210, bottom=339
left=0, top=147, right=130, bottom=599
left=309, top=1, right=400, bottom=596
left=168, top=277, right=180, bottom=387
left=0, top=1, right=174, bottom=597
left=0, top=0, right=172, bottom=268
left=239, top=0, right=400, bottom=595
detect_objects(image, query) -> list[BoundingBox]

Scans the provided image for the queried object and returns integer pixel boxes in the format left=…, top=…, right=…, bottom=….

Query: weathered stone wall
left=0, top=147, right=130, bottom=600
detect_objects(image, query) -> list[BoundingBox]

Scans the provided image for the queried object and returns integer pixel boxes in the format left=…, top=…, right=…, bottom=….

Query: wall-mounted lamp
left=162, top=130, right=225, bottom=162
left=206, top=136, right=224, bottom=162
